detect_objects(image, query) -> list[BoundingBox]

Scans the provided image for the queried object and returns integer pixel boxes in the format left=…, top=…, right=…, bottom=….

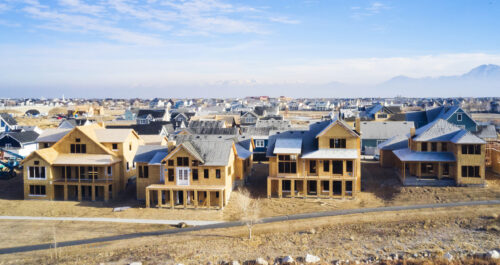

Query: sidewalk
left=0, top=216, right=223, bottom=226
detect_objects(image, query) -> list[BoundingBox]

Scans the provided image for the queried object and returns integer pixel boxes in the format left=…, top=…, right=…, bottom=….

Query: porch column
left=303, top=179, right=307, bottom=197
left=77, top=185, right=82, bottom=201
left=402, top=162, right=406, bottom=183
left=63, top=185, right=68, bottom=201
left=437, top=162, right=441, bottom=180
left=267, top=177, right=271, bottom=198
left=91, top=185, right=96, bottom=201
left=219, top=190, right=223, bottom=209
left=157, top=190, right=162, bottom=207
left=316, top=179, right=321, bottom=198
left=104, top=185, right=109, bottom=202
left=290, top=180, right=295, bottom=198
left=278, top=179, right=282, bottom=198
left=417, top=162, right=421, bottom=179
left=194, top=190, right=198, bottom=208
left=341, top=181, right=346, bottom=198
left=145, top=189, right=150, bottom=208
left=207, top=191, right=211, bottom=209
left=169, top=190, right=174, bottom=208
left=78, top=166, right=81, bottom=183
left=329, top=180, right=333, bottom=197
left=183, top=190, right=187, bottom=208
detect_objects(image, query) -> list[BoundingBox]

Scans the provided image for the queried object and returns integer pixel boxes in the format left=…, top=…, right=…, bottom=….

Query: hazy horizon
left=1, top=0, right=500, bottom=98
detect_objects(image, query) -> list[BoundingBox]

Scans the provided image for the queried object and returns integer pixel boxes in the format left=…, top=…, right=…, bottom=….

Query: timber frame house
left=22, top=124, right=143, bottom=201
left=138, top=135, right=253, bottom=209
left=266, top=118, right=362, bottom=198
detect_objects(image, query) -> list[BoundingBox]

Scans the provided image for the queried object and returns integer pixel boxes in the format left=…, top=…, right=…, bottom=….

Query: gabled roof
left=378, top=134, right=410, bottom=150
left=137, top=109, right=166, bottom=119
left=413, top=119, right=462, bottom=142
left=188, top=120, right=225, bottom=129
left=450, top=130, right=486, bottom=144
left=0, top=113, right=17, bottom=126
left=134, top=145, right=168, bottom=164
left=0, top=131, right=39, bottom=144
left=273, top=138, right=303, bottom=154
left=315, top=118, right=359, bottom=138
left=167, top=136, right=236, bottom=166
left=36, top=128, right=71, bottom=143
left=94, top=128, right=136, bottom=143
left=235, top=143, right=252, bottom=159
left=474, top=125, right=498, bottom=140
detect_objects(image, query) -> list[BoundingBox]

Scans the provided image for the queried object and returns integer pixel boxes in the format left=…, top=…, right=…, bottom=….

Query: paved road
left=0, top=200, right=499, bottom=255
left=0, top=216, right=223, bottom=226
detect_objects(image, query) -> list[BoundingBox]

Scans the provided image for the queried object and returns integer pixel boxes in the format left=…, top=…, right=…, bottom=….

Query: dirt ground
left=1, top=162, right=499, bottom=222
left=1, top=205, right=498, bottom=265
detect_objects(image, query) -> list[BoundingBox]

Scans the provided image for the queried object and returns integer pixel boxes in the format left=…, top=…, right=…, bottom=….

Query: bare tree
left=234, top=188, right=261, bottom=239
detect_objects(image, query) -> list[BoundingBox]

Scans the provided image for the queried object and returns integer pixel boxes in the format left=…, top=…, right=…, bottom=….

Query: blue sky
left=0, top=0, right=500, bottom=98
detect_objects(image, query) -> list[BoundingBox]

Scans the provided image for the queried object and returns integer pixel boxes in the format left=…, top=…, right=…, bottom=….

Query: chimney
left=410, top=127, right=416, bottom=137
left=355, top=117, right=360, bottom=133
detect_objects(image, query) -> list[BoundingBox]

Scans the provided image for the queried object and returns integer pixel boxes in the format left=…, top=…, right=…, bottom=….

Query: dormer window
left=329, top=138, right=346, bottom=148
left=457, top=113, right=463, bottom=121
left=76, top=138, right=81, bottom=143
left=112, top=143, right=118, bottom=150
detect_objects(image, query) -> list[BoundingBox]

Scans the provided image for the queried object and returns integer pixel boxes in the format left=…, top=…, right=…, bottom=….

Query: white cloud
left=269, top=16, right=300, bottom=25
left=351, top=1, right=391, bottom=19
left=58, top=0, right=105, bottom=16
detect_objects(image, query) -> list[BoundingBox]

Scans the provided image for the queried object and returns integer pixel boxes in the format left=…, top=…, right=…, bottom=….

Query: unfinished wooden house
left=138, top=135, right=253, bottom=209
left=22, top=124, right=144, bottom=201
left=379, top=119, right=486, bottom=186
left=266, top=119, right=362, bottom=198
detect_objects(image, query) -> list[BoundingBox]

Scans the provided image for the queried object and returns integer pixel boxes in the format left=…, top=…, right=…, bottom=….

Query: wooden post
left=104, top=185, right=109, bottom=202
left=194, top=190, right=198, bottom=208
left=290, top=179, right=295, bottom=198
left=219, top=190, right=223, bottom=209
left=77, top=185, right=82, bottom=201
left=316, top=180, right=321, bottom=198
left=145, top=188, right=150, bottom=208
left=183, top=190, right=187, bottom=208
left=341, top=181, right=345, bottom=198
left=63, top=185, right=68, bottom=201
left=207, top=191, right=211, bottom=209
left=278, top=179, right=282, bottom=198
left=91, top=185, right=96, bottom=201
left=402, top=162, right=405, bottom=183
left=157, top=190, right=162, bottom=207
left=170, top=190, right=174, bottom=208
left=78, top=166, right=81, bottom=183
left=329, top=180, right=333, bottom=197
left=303, top=179, right=307, bottom=197
left=267, top=177, right=271, bottom=198
left=437, top=162, right=441, bottom=180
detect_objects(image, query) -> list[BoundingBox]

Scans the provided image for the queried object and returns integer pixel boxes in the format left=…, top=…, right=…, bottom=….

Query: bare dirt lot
left=1, top=205, right=499, bottom=265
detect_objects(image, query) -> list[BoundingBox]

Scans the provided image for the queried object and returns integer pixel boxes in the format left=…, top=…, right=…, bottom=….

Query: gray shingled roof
left=1, top=131, right=39, bottom=144
left=134, top=145, right=168, bottom=163
left=450, top=130, right=486, bottom=144
left=360, top=121, right=414, bottom=139
left=474, top=125, right=498, bottom=140
left=0, top=113, right=17, bottom=126
left=413, top=119, right=462, bottom=142
left=36, top=128, right=71, bottom=143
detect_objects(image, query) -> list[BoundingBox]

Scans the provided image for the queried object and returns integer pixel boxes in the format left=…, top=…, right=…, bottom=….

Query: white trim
left=28, top=194, right=47, bottom=197
left=27, top=166, right=47, bottom=180
left=255, top=139, right=265, bottom=148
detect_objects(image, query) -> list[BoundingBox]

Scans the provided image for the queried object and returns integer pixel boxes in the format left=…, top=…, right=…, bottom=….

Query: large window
left=216, top=169, right=221, bottom=179
left=278, top=155, right=297, bottom=174
left=421, top=142, right=428, bottom=152
left=462, top=145, right=481, bottom=155
left=462, top=166, right=480, bottom=178
left=192, top=169, right=198, bottom=180
left=177, top=157, right=189, bottom=166
left=204, top=169, right=209, bottom=179
left=61, top=166, right=71, bottom=178
left=332, top=161, right=343, bottom=174
left=329, top=138, right=346, bottom=148
left=29, top=185, right=46, bottom=196
left=431, top=142, right=437, bottom=152
left=168, top=169, right=174, bottom=181
left=70, top=144, right=86, bottom=153
left=28, top=166, right=46, bottom=179
left=442, top=143, right=447, bottom=152
left=255, top=140, right=265, bottom=148
left=346, top=161, right=353, bottom=173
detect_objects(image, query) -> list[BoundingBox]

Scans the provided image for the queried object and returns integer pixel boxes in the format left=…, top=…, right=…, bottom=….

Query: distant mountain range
left=377, top=64, right=500, bottom=97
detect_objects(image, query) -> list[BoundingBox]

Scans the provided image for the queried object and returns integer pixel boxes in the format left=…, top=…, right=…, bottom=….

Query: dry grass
left=15, top=117, right=59, bottom=129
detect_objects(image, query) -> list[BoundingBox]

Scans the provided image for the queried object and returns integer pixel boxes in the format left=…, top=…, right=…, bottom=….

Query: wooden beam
left=170, top=190, right=174, bottom=208
left=145, top=189, right=150, bottom=208
left=303, top=179, right=307, bottom=198
left=207, top=191, right=211, bottom=209
left=104, top=185, right=109, bottom=202
left=194, top=190, right=198, bottom=208
left=316, top=180, right=321, bottom=198
left=77, top=185, right=82, bottom=201
left=290, top=179, right=295, bottom=198
left=329, top=180, right=333, bottom=197
left=63, top=185, right=68, bottom=201
left=91, top=185, right=95, bottom=201
left=183, top=190, right=187, bottom=208
left=219, top=191, right=223, bottom=210
left=157, top=190, right=162, bottom=207
left=267, top=177, right=271, bottom=198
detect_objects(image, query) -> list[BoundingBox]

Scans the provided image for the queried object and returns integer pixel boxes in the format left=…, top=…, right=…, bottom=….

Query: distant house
left=136, top=109, right=170, bottom=125
left=123, top=109, right=137, bottom=121
left=0, top=131, right=39, bottom=158
left=360, top=121, right=415, bottom=155
left=58, top=118, right=93, bottom=129
left=170, top=112, right=195, bottom=128
left=0, top=113, right=17, bottom=133
left=240, top=111, right=259, bottom=126
left=24, top=109, right=41, bottom=117
left=379, top=119, right=486, bottom=186
left=360, top=104, right=401, bottom=121
left=406, top=106, right=478, bottom=132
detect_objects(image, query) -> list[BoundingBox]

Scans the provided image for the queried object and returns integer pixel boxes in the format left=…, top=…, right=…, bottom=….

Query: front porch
left=145, top=184, right=226, bottom=210
left=267, top=176, right=355, bottom=199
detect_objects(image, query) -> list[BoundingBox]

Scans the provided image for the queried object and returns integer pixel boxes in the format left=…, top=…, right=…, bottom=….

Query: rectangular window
left=138, top=166, right=144, bottom=178
left=177, top=157, right=189, bottom=166
left=129, top=143, right=132, bottom=151
left=216, top=169, right=221, bottom=179
left=332, top=161, right=343, bottom=174
left=29, top=185, right=46, bottom=196
left=255, top=140, right=265, bottom=148
left=76, top=138, right=81, bottom=142
left=112, top=143, right=118, bottom=150
left=70, top=144, right=86, bottom=153
left=126, top=162, right=130, bottom=171
left=431, top=142, right=437, bottom=152
left=443, top=163, right=449, bottom=175
left=329, top=138, right=346, bottom=148
left=346, top=160, right=353, bottom=173
left=28, top=166, right=46, bottom=179
left=107, top=166, right=112, bottom=176
left=457, top=113, right=462, bottom=121
left=44, top=143, right=50, bottom=148
left=278, top=155, right=297, bottom=174
left=462, top=145, right=481, bottom=155
left=345, top=181, right=353, bottom=196
left=421, top=142, right=428, bottom=152
left=168, top=160, right=174, bottom=166
left=323, top=160, right=329, bottom=172
left=441, top=143, right=447, bottom=152
left=309, top=160, right=316, bottom=174
left=462, top=166, right=480, bottom=178
left=192, top=169, right=198, bottom=180
left=168, top=169, right=174, bottom=181
left=144, top=166, right=148, bottom=178
left=204, top=169, right=209, bottom=179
